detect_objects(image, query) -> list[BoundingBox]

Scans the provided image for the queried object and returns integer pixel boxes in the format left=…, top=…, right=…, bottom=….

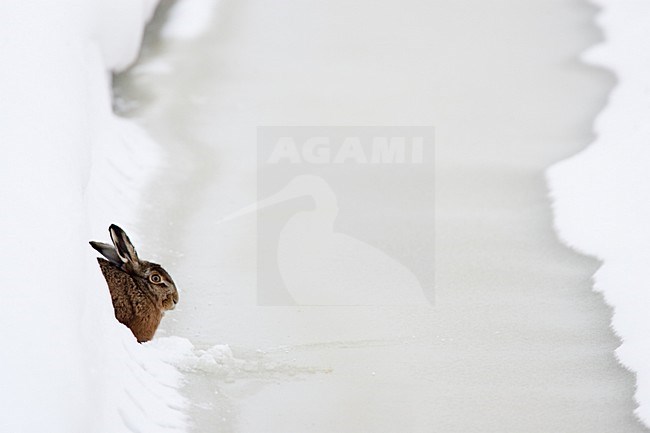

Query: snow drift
left=547, top=0, right=650, bottom=427
left=0, top=1, right=188, bottom=432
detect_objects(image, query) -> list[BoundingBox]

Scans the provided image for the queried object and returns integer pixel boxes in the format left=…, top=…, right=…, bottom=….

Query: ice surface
left=121, top=0, right=647, bottom=431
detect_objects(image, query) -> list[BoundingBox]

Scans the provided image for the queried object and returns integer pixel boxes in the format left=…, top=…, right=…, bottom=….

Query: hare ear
left=109, top=224, right=140, bottom=267
left=89, top=241, right=122, bottom=266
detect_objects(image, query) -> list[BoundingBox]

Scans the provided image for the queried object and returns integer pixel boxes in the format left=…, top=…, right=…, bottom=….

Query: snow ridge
left=547, top=0, right=650, bottom=426
left=0, top=1, right=187, bottom=432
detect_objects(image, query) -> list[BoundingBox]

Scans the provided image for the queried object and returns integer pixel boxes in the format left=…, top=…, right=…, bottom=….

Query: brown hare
left=90, top=224, right=179, bottom=342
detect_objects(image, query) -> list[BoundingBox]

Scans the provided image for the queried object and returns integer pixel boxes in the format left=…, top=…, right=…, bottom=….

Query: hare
left=90, top=224, right=179, bottom=342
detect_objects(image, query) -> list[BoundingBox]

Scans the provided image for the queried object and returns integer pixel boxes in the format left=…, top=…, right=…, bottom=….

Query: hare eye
left=149, top=274, right=162, bottom=284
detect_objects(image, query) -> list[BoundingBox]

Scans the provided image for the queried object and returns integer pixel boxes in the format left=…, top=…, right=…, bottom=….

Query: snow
left=147, top=338, right=244, bottom=379
left=0, top=1, right=188, bottom=432
left=1, top=0, right=646, bottom=430
left=161, top=0, right=220, bottom=41
left=547, top=0, right=650, bottom=427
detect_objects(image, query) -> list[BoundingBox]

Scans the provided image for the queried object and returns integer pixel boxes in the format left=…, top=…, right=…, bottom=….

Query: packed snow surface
left=0, top=1, right=192, bottom=432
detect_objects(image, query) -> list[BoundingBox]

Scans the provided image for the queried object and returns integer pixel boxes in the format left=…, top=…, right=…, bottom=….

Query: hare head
left=90, top=225, right=179, bottom=342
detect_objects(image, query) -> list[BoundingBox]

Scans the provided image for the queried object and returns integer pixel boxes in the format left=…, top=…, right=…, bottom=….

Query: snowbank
left=547, top=0, right=650, bottom=427
left=161, top=0, right=220, bottom=40
left=0, top=1, right=188, bottom=432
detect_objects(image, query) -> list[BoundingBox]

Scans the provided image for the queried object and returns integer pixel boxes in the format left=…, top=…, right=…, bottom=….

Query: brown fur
left=91, top=225, right=178, bottom=343
left=97, top=258, right=164, bottom=342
